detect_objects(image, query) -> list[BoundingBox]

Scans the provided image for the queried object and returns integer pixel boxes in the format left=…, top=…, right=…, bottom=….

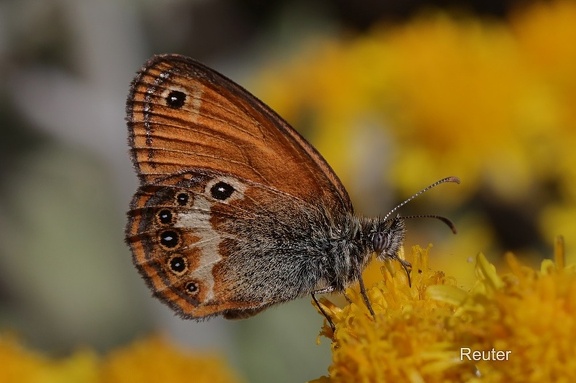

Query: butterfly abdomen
left=214, top=200, right=347, bottom=301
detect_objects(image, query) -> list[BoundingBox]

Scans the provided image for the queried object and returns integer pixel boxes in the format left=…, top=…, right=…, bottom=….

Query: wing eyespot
left=156, top=209, right=174, bottom=225
left=185, top=281, right=199, bottom=295
left=167, top=255, right=188, bottom=276
left=166, top=90, right=186, bottom=108
left=175, top=191, right=192, bottom=207
left=159, top=230, right=180, bottom=249
left=210, top=181, right=235, bottom=201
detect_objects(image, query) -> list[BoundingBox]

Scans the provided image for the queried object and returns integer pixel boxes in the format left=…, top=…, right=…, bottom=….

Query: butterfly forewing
left=127, top=54, right=352, bottom=213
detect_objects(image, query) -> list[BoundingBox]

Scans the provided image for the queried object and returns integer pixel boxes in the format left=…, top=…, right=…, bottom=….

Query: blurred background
left=1, top=0, right=575, bottom=382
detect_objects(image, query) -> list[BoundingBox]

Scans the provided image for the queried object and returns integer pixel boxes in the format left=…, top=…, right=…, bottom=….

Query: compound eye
left=371, top=232, right=388, bottom=254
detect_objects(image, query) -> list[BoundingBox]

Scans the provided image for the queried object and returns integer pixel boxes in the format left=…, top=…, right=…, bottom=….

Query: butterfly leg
left=312, top=278, right=376, bottom=330
left=349, top=255, right=376, bottom=319
left=396, top=257, right=413, bottom=287
left=342, top=291, right=353, bottom=304
left=357, top=274, right=376, bottom=319
left=311, top=287, right=336, bottom=331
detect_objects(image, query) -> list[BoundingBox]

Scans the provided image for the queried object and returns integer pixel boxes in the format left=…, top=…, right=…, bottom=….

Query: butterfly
left=125, top=54, right=458, bottom=326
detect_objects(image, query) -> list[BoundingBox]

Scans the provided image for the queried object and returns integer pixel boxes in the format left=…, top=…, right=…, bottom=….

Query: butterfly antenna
left=383, top=176, right=460, bottom=222
left=403, top=214, right=457, bottom=234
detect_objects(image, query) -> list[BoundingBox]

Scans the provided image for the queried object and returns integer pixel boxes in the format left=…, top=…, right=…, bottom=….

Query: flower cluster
left=312, top=238, right=576, bottom=382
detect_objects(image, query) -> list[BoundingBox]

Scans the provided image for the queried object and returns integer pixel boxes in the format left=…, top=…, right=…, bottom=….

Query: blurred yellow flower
left=255, top=0, right=576, bottom=258
left=101, top=336, right=241, bottom=383
left=0, top=334, right=99, bottom=383
left=0, top=335, right=241, bottom=383
left=312, top=238, right=576, bottom=382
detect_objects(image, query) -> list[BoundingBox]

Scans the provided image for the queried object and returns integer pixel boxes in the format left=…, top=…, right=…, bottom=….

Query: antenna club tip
left=447, top=176, right=461, bottom=184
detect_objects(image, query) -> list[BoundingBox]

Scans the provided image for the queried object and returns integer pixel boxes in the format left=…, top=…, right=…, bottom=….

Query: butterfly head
left=364, top=176, right=460, bottom=285
left=370, top=216, right=406, bottom=261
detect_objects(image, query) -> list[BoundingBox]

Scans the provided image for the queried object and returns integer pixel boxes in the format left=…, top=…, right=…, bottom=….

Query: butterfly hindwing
left=126, top=169, right=336, bottom=318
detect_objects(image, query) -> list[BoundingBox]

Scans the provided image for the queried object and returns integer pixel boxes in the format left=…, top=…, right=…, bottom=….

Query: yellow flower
left=101, top=336, right=241, bottom=383
left=0, top=334, right=99, bottom=383
left=0, top=335, right=241, bottom=383
left=312, top=237, right=576, bottom=382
